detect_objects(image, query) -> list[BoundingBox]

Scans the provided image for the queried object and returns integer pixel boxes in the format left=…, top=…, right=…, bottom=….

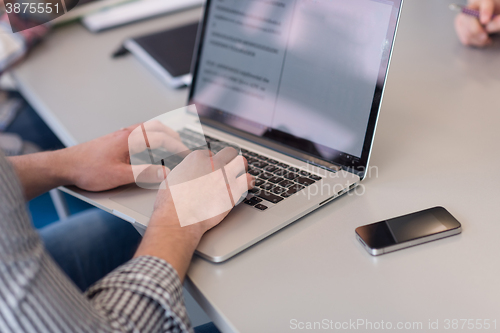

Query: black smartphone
left=355, top=207, right=462, bottom=256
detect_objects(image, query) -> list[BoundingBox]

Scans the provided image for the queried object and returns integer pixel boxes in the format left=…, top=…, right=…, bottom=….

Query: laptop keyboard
left=150, top=129, right=323, bottom=212
left=240, top=148, right=323, bottom=211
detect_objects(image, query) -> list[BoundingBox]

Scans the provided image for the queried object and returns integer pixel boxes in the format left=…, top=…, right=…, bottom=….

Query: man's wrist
left=149, top=208, right=205, bottom=245
left=49, top=149, right=76, bottom=186
left=134, top=212, right=203, bottom=280
left=8, top=149, right=76, bottom=200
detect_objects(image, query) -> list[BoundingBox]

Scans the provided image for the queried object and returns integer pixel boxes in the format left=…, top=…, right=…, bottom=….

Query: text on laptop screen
left=190, top=0, right=401, bottom=169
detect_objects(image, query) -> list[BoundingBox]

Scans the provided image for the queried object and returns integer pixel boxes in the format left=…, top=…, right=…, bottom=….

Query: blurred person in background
left=454, top=0, right=500, bottom=47
left=0, top=6, right=55, bottom=155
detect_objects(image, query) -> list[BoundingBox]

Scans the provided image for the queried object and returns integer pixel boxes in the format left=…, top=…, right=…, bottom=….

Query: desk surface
left=12, top=1, right=500, bottom=332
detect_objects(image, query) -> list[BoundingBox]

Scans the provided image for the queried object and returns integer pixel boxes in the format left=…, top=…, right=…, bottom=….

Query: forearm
left=9, top=150, right=72, bottom=200
left=134, top=206, right=202, bottom=282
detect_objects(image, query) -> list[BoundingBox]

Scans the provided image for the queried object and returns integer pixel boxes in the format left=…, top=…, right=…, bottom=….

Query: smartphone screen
left=356, top=207, right=461, bottom=255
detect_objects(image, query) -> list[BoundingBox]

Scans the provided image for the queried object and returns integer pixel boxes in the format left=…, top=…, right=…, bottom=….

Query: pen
left=449, top=3, right=497, bottom=19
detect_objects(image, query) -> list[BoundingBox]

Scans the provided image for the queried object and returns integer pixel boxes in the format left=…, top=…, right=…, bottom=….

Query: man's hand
left=65, top=122, right=188, bottom=192
left=455, top=0, right=500, bottom=47
left=134, top=147, right=253, bottom=281
left=156, top=147, right=251, bottom=231
left=9, top=122, right=187, bottom=200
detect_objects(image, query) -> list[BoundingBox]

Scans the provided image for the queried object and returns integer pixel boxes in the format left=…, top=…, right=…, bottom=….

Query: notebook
left=124, top=22, right=199, bottom=88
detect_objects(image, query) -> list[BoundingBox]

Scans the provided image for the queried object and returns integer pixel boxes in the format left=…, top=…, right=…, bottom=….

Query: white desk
left=12, top=1, right=500, bottom=332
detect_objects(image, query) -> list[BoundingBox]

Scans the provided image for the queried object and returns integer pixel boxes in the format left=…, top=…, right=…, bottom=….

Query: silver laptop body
left=65, top=0, right=403, bottom=262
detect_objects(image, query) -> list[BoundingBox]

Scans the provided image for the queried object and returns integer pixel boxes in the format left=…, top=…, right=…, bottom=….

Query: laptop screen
left=189, top=0, right=402, bottom=174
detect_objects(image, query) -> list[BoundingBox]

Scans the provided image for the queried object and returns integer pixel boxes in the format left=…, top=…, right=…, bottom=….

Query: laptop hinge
left=197, top=120, right=345, bottom=174
left=304, top=156, right=343, bottom=173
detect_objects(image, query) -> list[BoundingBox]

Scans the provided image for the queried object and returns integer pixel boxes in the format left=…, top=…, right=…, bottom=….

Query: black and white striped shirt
left=0, top=152, right=193, bottom=333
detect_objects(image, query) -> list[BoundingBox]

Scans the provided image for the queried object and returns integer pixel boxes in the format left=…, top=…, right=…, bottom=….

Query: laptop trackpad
left=110, top=186, right=158, bottom=218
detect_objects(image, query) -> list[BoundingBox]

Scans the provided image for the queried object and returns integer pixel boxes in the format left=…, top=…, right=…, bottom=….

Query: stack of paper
left=52, top=0, right=134, bottom=26
left=82, top=0, right=205, bottom=32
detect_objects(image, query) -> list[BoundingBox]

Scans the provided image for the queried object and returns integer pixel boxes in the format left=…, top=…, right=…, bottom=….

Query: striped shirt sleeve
left=86, top=256, right=193, bottom=333
left=0, top=151, right=193, bottom=333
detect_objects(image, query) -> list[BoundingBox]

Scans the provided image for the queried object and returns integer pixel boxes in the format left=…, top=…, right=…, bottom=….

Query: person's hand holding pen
left=453, top=0, right=500, bottom=46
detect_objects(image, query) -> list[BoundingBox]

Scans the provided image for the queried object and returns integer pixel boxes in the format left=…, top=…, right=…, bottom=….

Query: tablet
left=124, top=22, right=199, bottom=88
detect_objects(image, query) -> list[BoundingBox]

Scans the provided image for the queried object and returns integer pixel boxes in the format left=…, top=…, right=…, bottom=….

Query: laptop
left=66, top=0, right=403, bottom=262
